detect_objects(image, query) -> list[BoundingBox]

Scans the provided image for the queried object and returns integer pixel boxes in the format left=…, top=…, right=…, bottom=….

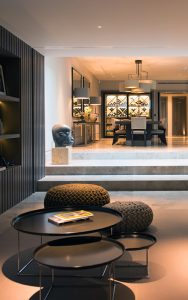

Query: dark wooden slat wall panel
left=20, top=43, right=33, bottom=198
left=32, top=50, right=45, bottom=190
left=0, top=26, right=45, bottom=214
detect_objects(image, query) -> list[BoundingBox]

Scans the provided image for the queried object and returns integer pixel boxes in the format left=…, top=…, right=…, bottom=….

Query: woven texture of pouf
left=104, top=201, right=153, bottom=234
left=44, top=184, right=110, bottom=208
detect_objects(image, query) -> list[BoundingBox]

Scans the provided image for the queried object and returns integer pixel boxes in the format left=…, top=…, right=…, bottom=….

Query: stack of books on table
left=48, top=210, right=94, bottom=225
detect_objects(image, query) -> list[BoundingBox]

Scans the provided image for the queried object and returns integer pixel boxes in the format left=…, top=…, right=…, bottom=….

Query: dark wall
left=32, top=50, right=45, bottom=191
left=0, top=26, right=45, bottom=213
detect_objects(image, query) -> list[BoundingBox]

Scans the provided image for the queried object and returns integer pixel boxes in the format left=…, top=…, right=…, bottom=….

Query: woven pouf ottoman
left=44, top=183, right=110, bottom=208
left=104, top=201, right=153, bottom=234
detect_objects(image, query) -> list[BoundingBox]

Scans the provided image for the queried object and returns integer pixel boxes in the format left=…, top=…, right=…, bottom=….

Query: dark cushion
left=104, top=201, right=153, bottom=234
left=44, top=183, right=110, bottom=208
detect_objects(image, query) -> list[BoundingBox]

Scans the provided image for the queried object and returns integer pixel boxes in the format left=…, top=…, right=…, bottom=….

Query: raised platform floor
left=39, top=137, right=188, bottom=191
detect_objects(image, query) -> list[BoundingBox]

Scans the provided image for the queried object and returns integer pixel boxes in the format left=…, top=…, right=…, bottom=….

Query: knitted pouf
left=44, top=183, right=110, bottom=208
left=104, top=201, right=153, bottom=234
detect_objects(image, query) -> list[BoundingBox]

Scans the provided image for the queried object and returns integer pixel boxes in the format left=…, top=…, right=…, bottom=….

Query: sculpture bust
left=52, top=124, right=74, bottom=147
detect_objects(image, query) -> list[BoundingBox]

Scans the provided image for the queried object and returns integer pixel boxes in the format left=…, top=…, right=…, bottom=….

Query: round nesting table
left=12, top=206, right=122, bottom=236
left=34, top=236, right=124, bottom=300
left=116, top=233, right=156, bottom=251
left=11, top=206, right=122, bottom=275
left=112, top=233, right=157, bottom=278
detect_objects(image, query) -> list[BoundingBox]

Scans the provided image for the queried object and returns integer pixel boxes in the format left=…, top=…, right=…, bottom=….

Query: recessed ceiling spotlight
left=97, top=25, right=102, bottom=29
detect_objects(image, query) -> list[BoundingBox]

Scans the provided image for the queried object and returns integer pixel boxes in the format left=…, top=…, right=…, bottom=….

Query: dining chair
left=131, top=117, right=147, bottom=146
left=151, top=122, right=167, bottom=145
left=111, top=118, right=126, bottom=145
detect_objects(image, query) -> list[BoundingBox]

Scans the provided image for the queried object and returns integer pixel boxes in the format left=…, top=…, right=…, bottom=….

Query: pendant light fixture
left=120, top=60, right=156, bottom=93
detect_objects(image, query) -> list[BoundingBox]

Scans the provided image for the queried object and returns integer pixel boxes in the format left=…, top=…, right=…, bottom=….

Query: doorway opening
left=172, top=96, right=187, bottom=136
left=160, top=94, right=188, bottom=137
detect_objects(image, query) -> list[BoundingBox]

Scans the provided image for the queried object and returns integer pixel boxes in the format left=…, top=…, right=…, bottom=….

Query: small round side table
left=112, top=232, right=157, bottom=278
left=34, top=235, right=124, bottom=300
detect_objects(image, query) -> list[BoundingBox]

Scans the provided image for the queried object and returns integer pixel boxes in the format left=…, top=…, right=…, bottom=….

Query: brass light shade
left=131, top=87, right=145, bottom=94
left=124, top=79, right=139, bottom=89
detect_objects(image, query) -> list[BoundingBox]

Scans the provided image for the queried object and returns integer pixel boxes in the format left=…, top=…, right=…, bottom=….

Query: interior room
left=1, top=1, right=188, bottom=300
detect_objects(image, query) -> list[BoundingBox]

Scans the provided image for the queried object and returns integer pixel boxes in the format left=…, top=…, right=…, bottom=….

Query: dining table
left=115, top=118, right=160, bottom=146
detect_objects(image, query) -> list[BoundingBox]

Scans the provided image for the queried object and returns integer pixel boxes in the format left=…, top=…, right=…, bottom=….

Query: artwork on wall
left=83, top=76, right=90, bottom=89
left=82, top=76, right=90, bottom=113
left=72, top=67, right=82, bottom=117
left=72, top=68, right=91, bottom=118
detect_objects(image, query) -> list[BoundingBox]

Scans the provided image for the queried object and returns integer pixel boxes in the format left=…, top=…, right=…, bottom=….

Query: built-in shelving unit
left=0, top=25, right=45, bottom=214
left=0, top=134, right=20, bottom=140
left=0, top=95, right=20, bottom=102
left=0, top=54, right=21, bottom=168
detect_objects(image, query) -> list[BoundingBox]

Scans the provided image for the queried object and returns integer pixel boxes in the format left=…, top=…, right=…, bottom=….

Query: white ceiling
left=1, top=0, right=188, bottom=80
left=76, top=57, right=188, bottom=80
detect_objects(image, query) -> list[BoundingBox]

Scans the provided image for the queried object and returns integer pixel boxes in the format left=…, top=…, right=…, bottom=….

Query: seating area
left=13, top=183, right=156, bottom=296
left=2, top=185, right=188, bottom=300
left=5, top=182, right=157, bottom=299
left=2, top=3, right=188, bottom=300
left=112, top=118, right=167, bottom=146
left=44, top=183, right=153, bottom=234
left=105, top=200, right=153, bottom=234
left=44, top=183, right=155, bottom=281
left=44, top=183, right=110, bottom=208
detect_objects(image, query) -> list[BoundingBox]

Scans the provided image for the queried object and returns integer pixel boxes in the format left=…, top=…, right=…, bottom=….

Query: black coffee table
left=112, top=232, right=157, bottom=278
left=34, top=235, right=124, bottom=300
left=12, top=206, right=122, bottom=236
left=12, top=206, right=122, bottom=275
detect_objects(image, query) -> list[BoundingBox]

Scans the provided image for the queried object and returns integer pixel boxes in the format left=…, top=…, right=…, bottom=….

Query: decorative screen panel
left=105, top=95, right=127, bottom=118
left=105, top=94, right=127, bottom=136
left=128, top=95, right=151, bottom=118
left=106, top=106, right=116, bottom=117
left=104, top=93, right=151, bottom=137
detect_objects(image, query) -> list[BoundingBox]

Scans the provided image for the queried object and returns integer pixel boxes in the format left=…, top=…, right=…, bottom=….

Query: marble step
left=37, top=174, right=188, bottom=191
left=45, top=159, right=188, bottom=175
left=72, top=150, right=188, bottom=160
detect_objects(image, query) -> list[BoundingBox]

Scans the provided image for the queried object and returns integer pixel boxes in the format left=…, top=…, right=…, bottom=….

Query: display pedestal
left=52, top=147, right=71, bottom=165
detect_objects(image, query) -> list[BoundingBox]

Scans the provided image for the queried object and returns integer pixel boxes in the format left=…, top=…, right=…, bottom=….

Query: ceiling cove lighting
left=120, top=60, right=156, bottom=93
